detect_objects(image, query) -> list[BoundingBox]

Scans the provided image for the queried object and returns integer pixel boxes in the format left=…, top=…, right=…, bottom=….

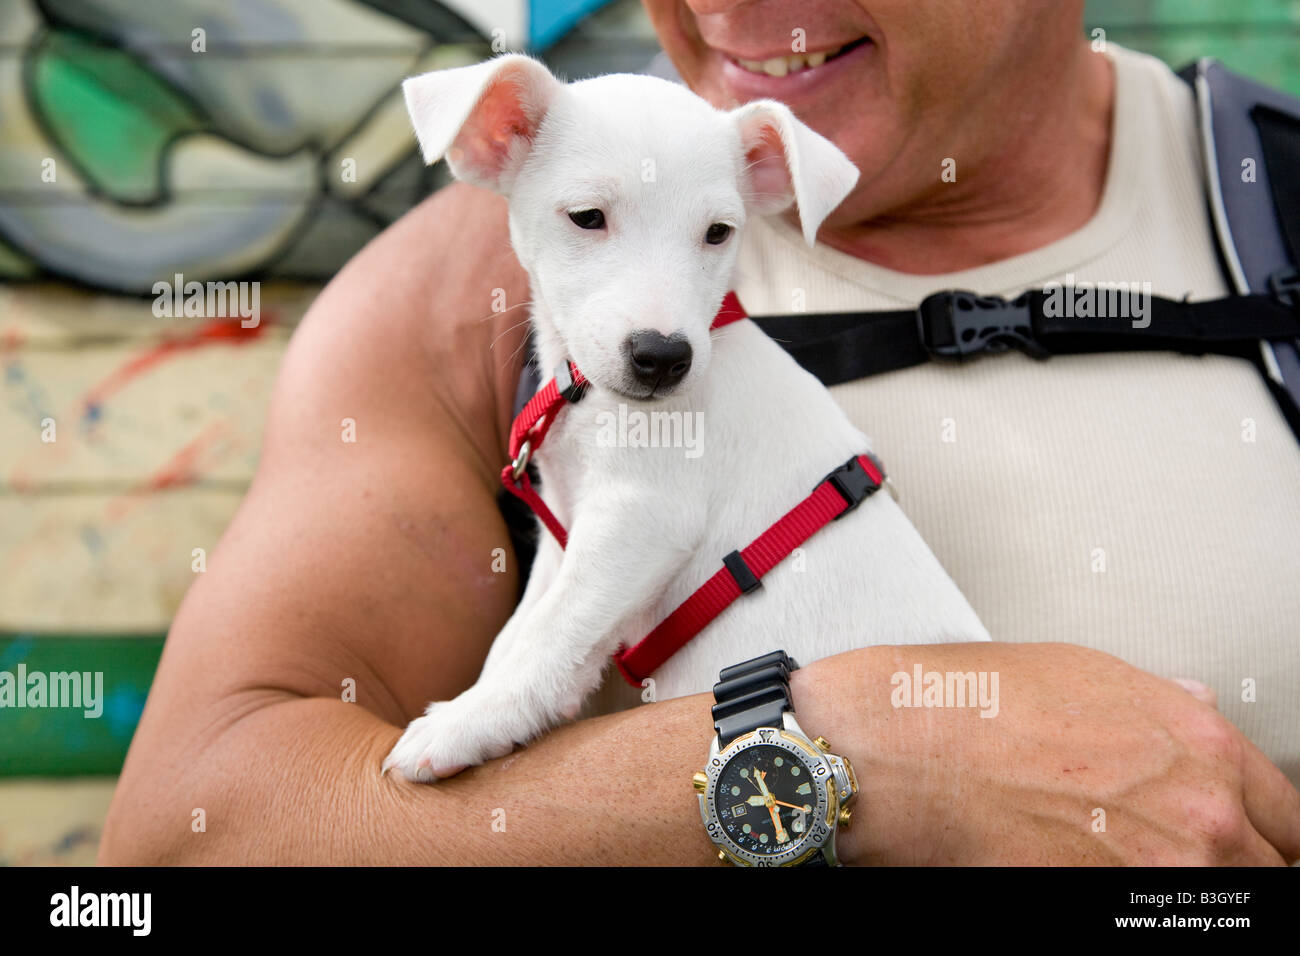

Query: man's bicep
left=169, top=420, right=520, bottom=727
left=158, top=191, right=532, bottom=729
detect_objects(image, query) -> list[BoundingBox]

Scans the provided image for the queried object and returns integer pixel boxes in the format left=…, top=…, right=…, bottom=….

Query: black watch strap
left=710, top=649, right=799, bottom=748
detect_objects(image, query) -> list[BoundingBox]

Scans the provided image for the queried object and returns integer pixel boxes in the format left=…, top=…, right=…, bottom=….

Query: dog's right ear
left=402, top=54, right=561, bottom=194
left=731, top=100, right=859, bottom=246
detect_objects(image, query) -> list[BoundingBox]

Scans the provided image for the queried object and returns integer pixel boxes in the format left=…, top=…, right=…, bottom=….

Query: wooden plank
left=0, top=282, right=314, bottom=347
left=0, top=492, right=242, bottom=632
left=1, top=284, right=313, bottom=489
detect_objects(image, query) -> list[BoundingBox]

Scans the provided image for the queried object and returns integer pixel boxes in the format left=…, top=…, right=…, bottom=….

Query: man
left=99, top=0, right=1300, bottom=864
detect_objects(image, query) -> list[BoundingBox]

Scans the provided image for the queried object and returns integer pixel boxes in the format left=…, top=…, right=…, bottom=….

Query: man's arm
left=98, top=183, right=1300, bottom=866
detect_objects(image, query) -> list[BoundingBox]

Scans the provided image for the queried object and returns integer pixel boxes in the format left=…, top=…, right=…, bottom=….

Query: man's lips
left=720, top=36, right=872, bottom=78
left=710, top=36, right=875, bottom=101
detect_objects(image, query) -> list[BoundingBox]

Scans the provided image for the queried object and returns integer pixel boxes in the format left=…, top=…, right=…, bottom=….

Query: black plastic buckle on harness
left=555, top=360, right=587, bottom=403
left=1267, top=266, right=1300, bottom=312
left=822, top=456, right=882, bottom=519
left=917, top=290, right=1051, bottom=361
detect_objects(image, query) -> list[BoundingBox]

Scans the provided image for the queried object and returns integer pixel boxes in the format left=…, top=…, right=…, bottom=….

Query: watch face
left=714, top=743, right=821, bottom=859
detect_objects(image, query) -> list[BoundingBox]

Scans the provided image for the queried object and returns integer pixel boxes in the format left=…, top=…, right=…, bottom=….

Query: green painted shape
left=0, top=633, right=165, bottom=776
left=30, top=30, right=204, bottom=202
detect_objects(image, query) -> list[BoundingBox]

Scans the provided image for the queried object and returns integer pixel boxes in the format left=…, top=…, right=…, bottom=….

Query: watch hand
left=757, top=771, right=790, bottom=843
left=767, top=803, right=788, bottom=843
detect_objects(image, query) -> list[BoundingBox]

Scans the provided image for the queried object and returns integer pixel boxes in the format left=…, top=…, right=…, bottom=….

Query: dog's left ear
left=402, top=54, right=562, bottom=194
left=731, top=100, right=859, bottom=246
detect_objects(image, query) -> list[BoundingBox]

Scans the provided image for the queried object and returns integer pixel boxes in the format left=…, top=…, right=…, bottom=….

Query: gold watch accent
left=692, top=771, right=709, bottom=793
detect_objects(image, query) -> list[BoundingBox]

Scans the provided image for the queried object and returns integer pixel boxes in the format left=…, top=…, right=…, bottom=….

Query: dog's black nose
left=626, top=331, right=692, bottom=391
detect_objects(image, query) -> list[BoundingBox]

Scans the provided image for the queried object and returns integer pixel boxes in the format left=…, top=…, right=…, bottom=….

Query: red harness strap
left=500, top=360, right=589, bottom=548
left=615, top=451, right=885, bottom=685
left=499, top=291, right=888, bottom=686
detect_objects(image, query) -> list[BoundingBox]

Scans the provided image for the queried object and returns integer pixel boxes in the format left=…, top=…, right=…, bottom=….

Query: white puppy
left=384, top=54, right=989, bottom=781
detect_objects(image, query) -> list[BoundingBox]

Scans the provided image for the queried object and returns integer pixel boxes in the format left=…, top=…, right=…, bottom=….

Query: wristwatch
left=692, top=650, right=858, bottom=866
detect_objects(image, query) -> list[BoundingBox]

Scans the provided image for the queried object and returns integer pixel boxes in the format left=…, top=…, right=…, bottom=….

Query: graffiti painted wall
left=0, top=0, right=660, bottom=291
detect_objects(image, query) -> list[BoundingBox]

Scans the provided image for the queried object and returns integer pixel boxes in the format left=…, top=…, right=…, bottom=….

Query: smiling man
left=99, top=0, right=1300, bottom=866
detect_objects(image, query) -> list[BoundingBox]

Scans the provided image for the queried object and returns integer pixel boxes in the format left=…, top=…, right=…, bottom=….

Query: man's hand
left=797, top=642, right=1300, bottom=865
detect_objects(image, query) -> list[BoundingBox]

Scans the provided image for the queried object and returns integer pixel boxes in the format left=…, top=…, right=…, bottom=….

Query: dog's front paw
left=381, top=697, right=516, bottom=783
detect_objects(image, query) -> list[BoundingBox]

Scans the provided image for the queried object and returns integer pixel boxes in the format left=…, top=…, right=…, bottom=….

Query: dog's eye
left=568, top=209, right=605, bottom=230
left=705, top=223, right=732, bottom=245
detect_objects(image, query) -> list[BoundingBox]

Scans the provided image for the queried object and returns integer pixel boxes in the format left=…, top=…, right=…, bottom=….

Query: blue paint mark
left=256, top=87, right=292, bottom=127
left=105, top=685, right=147, bottom=739
left=0, top=637, right=35, bottom=668
left=83, top=401, right=102, bottom=422
left=80, top=524, right=104, bottom=555
left=530, top=0, right=615, bottom=50
left=54, top=827, right=98, bottom=854
left=4, top=362, right=23, bottom=382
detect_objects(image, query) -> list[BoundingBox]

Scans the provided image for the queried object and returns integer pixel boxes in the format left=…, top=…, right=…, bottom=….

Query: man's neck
left=811, top=48, right=1116, bottom=276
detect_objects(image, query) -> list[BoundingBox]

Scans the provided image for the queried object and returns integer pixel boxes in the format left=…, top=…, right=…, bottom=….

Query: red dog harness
left=500, top=292, right=889, bottom=686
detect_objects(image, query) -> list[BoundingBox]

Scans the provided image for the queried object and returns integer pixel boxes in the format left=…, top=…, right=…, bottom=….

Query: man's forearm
left=99, top=685, right=764, bottom=865
left=100, top=641, right=1299, bottom=865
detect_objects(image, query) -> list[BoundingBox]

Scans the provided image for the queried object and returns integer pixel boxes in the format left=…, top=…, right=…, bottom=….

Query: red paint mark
left=146, top=420, right=229, bottom=491
left=6, top=310, right=273, bottom=492
left=80, top=316, right=271, bottom=411
left=105, top=420, right=232, bottom=521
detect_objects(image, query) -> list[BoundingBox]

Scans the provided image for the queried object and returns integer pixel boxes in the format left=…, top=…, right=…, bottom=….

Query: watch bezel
left=700, top=726, right=838, bottom=867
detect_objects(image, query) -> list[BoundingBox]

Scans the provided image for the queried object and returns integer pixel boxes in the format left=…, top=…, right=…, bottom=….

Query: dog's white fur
left=384, top=55, right=989, bottom=781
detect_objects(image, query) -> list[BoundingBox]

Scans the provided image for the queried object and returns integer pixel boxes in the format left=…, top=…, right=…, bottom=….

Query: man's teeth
left=736, top=47, right=836, bottom=77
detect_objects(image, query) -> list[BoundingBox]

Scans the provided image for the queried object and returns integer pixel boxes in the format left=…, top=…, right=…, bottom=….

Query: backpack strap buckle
left=917, top=290, right=1051, bottom=361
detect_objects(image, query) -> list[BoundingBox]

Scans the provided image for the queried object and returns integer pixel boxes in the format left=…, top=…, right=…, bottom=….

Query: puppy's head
left=403, top=54, right=858, bottom=399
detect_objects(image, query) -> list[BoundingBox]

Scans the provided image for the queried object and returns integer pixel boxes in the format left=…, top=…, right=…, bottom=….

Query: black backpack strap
left=749, top=289, right=1298, bottom=381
